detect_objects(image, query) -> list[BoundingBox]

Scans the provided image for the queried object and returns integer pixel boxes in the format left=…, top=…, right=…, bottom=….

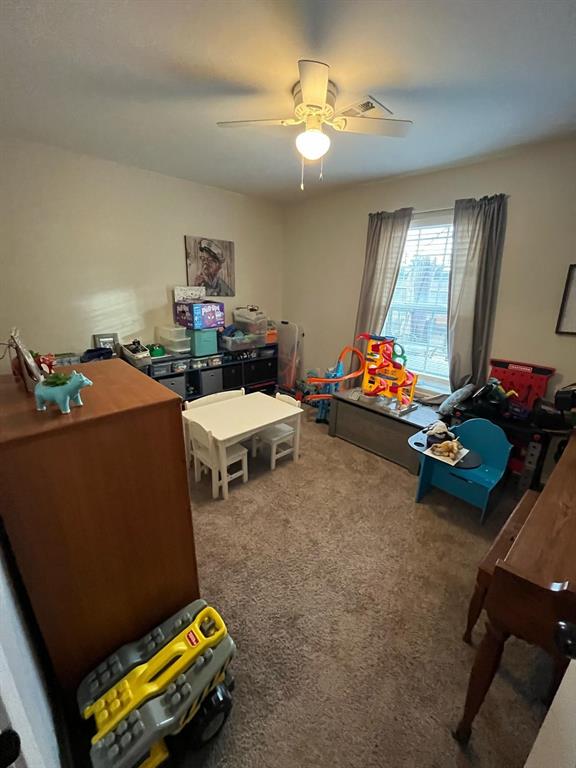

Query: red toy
left=489, top=359, right=555, bottom=410
left=33, top=352, right=56, bottom=375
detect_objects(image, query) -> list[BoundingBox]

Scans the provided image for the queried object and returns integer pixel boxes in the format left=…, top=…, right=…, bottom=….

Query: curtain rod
left=413, top=206, right=454, bottom=215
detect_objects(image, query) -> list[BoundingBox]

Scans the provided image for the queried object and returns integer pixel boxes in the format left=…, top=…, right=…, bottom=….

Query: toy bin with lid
left=158, top=337, right=191, bottom=354
left=220, top=333, right=266, bottom=351
left=232, top=307, right=267, bottom=335
left=156, top=325, right=188, bottom=342
left=188, top=329, right=218, bottom=357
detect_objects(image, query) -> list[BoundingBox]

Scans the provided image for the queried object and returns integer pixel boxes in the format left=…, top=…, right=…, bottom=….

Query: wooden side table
left=463, top=489, right=539, bottom=643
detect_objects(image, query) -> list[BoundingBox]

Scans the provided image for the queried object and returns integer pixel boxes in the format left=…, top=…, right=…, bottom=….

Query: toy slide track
left=306, top=346, right=364, bottom=400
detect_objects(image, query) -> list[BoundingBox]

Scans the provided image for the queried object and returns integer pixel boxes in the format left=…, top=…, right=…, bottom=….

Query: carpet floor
left=172, top=410, right=547, bottom=768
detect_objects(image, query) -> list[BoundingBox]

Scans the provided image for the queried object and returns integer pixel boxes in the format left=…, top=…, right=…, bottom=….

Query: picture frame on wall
left=184, top=235, right=235, bottom=297
left=556, top=264, right=576, bottom=335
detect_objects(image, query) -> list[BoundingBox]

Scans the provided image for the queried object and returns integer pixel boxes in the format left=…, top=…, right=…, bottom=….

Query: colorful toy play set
left=306, top=345, right=365, bottom=422
left=305, top=332, right=418, bottom=422
left=356, top=333, right=418, bottom=407
left=78, top=600, right=236, bottom=768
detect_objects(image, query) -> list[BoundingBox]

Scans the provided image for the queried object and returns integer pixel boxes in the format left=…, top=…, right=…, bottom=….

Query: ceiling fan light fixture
left=295, top=128, right=331, bottom=160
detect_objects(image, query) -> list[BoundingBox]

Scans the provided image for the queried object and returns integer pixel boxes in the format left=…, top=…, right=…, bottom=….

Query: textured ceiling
left=1, top=0, right=576, bottom=200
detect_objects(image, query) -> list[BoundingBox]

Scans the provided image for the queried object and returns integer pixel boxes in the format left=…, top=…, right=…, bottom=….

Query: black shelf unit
left=145, top=345, right=278, bottom=401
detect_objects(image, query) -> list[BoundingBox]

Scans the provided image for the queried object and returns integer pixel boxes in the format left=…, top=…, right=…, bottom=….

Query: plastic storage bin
left=233, top=307, right=267, bottom=335
left=156, top=325, right=188, bottom=343
left=189, top=354, right=223, bottom=370
left=276, top=320, right=303, bottom=390
left=220, top=333, right=267, bottom=351
left=150, top=361, right=172, bottom=377
left=189, top=329, right=217, bottom=357
left=159, top=337, right=191, bottom=354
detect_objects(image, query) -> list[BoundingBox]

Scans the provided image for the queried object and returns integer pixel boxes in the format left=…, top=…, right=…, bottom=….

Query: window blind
left=382, top=222, right=453, bottom=381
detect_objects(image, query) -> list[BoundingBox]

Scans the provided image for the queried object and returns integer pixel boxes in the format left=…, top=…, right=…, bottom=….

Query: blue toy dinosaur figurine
left=35, top=371, right=93, bottom=414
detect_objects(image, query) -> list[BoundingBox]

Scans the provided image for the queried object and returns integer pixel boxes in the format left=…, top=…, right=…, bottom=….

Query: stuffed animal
left=430, top=438, right=462, bottom=461
left=423, top=421, right=454, bottom=440
left=423, top=420, right=455, bottom=446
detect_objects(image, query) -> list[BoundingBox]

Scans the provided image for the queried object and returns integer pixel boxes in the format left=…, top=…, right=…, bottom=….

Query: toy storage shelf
left=329, top=389, right=438, bottom=473
left=146, top=344, right=278, bottom=401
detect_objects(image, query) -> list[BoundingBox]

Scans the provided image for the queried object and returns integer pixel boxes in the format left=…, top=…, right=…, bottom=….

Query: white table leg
left=218, top=441, right=229, bottom=500
left=292, top=414, right=301, bottom=461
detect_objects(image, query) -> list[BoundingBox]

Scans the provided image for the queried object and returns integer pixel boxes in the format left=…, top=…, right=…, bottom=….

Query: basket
left=220, top=333, right=267, bottom=351
left=156, top=325, right=188, bottom=343
left=159, top=337, right=191, bottom=353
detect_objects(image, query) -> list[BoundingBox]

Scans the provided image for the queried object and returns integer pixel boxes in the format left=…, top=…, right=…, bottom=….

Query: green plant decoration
left=43, top=372, right=71, bottom=387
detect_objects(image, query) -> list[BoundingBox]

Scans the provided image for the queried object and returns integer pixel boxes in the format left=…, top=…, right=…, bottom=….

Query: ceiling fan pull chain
left=319, top=157, right=324, bottom=181
left=300, top=156, right=305, bottom=191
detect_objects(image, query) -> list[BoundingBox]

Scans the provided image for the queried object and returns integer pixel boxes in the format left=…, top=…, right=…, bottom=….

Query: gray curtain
left=448, top=194, right=507, bottom=390
left=353, top=208, right=413, bottom=344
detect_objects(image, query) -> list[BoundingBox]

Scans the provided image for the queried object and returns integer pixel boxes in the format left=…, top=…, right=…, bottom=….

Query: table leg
left=415, top=456, right=433, bottom=502
left=218, top=441, right=229, bottom=500
left=292, top=414, right=301, bottom=461
left=453, top=618, right=509, bottom=745
left=463, top=581, right=488, bottom=644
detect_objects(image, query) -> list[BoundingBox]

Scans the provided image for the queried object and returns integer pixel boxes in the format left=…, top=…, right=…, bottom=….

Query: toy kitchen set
left=121, top=291, right=278, bottom=401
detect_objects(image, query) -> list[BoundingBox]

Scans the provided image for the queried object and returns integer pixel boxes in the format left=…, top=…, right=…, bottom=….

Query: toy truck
left=77, top=600, right=236, bottom=768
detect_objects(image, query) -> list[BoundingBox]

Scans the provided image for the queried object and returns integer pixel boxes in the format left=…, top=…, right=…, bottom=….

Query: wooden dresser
left=0, top=359, right=199, bottom=690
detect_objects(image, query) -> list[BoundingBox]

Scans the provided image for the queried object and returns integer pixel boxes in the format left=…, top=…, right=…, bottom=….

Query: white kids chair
left=183, top=389, right=245, bottom=467
left=186, top=388, right=245, bottom=409
left=251, top=393, right=301, bottom=470
left=189, top=420, right=248, bottom=499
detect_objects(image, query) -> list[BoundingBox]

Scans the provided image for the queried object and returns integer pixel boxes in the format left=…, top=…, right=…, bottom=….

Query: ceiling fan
left=217, top=59, right=413, bottom=166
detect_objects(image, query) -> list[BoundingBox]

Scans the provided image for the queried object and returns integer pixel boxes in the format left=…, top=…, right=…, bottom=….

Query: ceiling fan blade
left=217, top=118, right=299, bottom=128
left=298, top=59, right=329, bottom=108
left=331, top=116, right=413, bottom=137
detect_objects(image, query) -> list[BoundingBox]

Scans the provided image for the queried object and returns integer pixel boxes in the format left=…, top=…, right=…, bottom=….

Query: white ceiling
left=2, top=0, right=576, bottom=201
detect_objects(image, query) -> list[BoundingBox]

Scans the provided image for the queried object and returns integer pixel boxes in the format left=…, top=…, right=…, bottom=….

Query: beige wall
left=0, top=138, right=284, bottom=371
left=2, top=136, right=575, bottom=391
left=283, top=137, right=576, bottom=391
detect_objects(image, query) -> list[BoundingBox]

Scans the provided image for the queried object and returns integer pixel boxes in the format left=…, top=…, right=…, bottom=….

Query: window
left=382, top=214, right=453, bottom=387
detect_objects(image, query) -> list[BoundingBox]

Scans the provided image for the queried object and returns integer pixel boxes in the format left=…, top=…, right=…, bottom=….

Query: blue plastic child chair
left=415, top=418, right=512, bottom=524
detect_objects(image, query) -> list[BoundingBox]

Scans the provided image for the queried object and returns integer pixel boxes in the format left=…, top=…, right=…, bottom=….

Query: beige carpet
left=174, top=409, right=548, bottom=768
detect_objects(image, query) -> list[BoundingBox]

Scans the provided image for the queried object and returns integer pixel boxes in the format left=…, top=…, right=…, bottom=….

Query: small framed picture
left=556, top=265, right=576, bottom=335
left=93, top=333, right=119, bottom=351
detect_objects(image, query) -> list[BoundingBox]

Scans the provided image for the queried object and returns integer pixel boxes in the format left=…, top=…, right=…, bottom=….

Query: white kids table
left=182, top=392, right=302, bottom=499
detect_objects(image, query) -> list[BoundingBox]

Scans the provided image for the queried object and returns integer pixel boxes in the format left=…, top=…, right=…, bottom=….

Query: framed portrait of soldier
left=184, top=235, right=235, bottom=297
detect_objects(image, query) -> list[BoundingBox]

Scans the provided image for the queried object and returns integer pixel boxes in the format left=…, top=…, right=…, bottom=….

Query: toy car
left=77, top=600, right=236, bottom=768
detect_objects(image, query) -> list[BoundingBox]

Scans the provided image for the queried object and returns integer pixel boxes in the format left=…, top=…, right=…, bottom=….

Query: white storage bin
left=159, top=336, right=191, bottom=353
left=233, top=307, right=267, bottom=335
left=156, top=325, right=188, bottom=343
